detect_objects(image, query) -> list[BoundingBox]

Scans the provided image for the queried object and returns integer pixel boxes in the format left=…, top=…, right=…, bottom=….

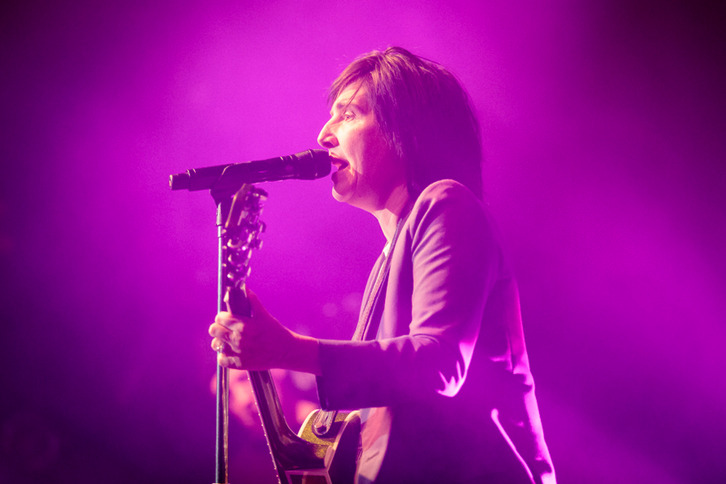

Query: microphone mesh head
left=296, top=149, right=331, bottom=179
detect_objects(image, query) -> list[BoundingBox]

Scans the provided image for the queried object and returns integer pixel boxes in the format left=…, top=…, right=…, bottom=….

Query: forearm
left=284, top=331, right=322, bottom=375
left=316, top=333, right=462, bottom=409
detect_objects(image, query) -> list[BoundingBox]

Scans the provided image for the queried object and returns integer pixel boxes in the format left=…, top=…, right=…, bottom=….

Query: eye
left=343, top=111, right=355, bottom=121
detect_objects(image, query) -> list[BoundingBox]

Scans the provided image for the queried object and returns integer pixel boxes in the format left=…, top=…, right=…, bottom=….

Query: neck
left=372, top=184, right=410, bottom=243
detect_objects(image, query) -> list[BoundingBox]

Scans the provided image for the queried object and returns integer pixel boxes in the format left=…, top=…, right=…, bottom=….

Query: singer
left=209, top=47, right=556, bottom=483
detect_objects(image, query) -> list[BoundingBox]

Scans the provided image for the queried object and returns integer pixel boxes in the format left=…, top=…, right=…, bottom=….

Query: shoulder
left=409, top=179, right=492, bottom=227
left=416, top=179, right=479, bottom=204
left=401, top=180, right=503, bottom=255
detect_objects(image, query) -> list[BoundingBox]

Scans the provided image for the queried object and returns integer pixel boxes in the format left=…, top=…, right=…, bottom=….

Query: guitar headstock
left=222, top=184, right=268, bottom=314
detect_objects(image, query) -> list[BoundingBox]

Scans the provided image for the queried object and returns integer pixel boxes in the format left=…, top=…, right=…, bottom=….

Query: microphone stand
left=170, top=171, right=264, bottom=484
left=169, top=151, right=329, bottom=483
left=211, top=186, right=236, bottom=484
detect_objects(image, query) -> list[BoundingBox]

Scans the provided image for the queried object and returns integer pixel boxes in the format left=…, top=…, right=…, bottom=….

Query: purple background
left=1, top=1, right=725, bottom=482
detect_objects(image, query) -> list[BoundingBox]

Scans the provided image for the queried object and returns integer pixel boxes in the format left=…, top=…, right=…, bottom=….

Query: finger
left=211, top=324, right=242, bottom=351
left=217, top=352, right=242, bottom=369
left=209, top=322, right=231, bottom=338
left=211, top=337, right=226, bottom=352
left=227, top=327, right=242, bottom=351
left=211, top=330, right=241, bottom=353
left=215, top=311, right=240, bottom=327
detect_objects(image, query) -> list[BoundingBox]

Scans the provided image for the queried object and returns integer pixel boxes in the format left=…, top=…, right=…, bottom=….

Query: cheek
left=356, top=128, right=389, bottom=168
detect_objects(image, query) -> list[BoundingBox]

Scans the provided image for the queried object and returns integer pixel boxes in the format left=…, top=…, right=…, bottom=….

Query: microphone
left=169, top=149, right=331, bottom=191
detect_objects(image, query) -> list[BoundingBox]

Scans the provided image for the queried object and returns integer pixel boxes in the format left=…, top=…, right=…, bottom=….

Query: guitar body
left=245, top=370, right=362, bottom=484
left=292, top=409, right=362, bottom=484
left=221, top=185, right=361, bottom=484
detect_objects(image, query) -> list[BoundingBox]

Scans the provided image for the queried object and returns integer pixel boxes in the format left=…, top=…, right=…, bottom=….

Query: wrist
left=287, top=332, right=322, bottom=375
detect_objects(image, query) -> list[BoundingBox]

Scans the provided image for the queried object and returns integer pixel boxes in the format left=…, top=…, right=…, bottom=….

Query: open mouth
left=330, top=155, right=349, bottom=173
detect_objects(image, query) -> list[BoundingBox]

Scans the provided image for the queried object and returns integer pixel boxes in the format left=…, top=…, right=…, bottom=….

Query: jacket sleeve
left=316, top=181, right=502, bottom=409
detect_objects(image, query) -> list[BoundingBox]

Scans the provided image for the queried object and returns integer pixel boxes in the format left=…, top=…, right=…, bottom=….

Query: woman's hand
left=208, top=290, right=322, bottom=374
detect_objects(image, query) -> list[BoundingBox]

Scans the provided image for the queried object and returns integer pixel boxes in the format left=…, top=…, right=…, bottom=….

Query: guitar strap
left=353, top=253, right=386, bottom=342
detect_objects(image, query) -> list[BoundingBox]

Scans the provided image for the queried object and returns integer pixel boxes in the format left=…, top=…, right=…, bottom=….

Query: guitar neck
left=225, top=290, right=326, bottom=481
left=217, top=185, right=330, bottom=482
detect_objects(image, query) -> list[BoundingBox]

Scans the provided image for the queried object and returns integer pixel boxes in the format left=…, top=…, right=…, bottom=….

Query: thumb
left=246, top=289, right=265, bottom=316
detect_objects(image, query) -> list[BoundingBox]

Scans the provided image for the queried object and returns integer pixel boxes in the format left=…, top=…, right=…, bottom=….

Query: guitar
left=221, top=184, right=361, bottom=484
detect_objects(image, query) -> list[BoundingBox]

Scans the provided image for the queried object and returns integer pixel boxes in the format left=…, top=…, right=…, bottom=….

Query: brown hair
left=329, top=47, right=483, bottom=198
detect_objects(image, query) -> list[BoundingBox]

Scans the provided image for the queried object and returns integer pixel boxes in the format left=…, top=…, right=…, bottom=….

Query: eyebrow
left=330, top=84, right=366, bottom=115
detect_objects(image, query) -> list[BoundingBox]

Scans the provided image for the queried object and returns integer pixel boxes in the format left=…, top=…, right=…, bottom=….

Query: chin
left=331, top=179, right=354, bottom=202
left=331, top=186, right=349, bottom=203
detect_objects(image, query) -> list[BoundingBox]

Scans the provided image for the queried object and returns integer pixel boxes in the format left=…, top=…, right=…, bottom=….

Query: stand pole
left=215, top=197, right=232, bottom=484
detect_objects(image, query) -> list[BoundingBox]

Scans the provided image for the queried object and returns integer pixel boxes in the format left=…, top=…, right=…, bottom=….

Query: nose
left=317, top=118, right=337, bottom=149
